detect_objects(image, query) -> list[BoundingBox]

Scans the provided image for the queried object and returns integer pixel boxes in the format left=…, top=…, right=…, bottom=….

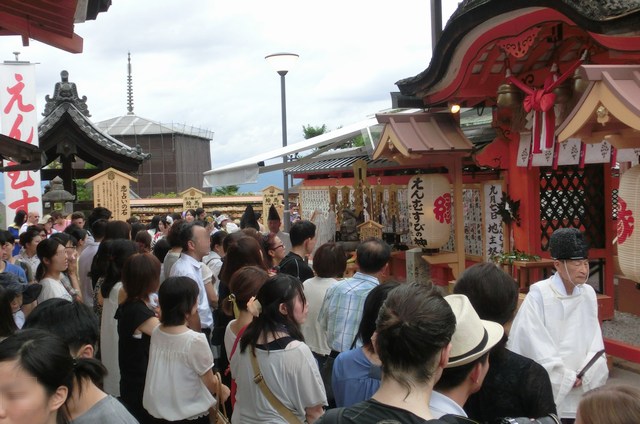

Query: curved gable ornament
left=43, top=70, right=91, bottom=117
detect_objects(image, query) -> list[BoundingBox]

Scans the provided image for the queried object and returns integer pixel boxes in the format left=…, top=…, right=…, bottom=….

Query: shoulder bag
left=250, top=347, right=303, bottom=424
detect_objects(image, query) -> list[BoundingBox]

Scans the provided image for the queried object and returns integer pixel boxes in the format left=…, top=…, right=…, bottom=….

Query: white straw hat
left=445, top=294, right=504, bottom=368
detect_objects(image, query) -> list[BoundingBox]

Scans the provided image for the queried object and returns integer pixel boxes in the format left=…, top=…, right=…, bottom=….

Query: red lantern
left=407, top=174, right=451, bottom=249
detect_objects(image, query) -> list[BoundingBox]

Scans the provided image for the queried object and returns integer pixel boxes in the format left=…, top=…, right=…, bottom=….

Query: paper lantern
left=407, top=174, right=451, bottom=249
left=618, top=164, right=640, bottom=282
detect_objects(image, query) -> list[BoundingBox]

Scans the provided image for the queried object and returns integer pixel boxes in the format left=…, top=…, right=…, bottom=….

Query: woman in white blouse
left=36, top=238, right=72, bottom=303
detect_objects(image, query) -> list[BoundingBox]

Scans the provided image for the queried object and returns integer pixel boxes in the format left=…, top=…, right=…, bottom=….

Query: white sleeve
left=507, top=287, right=576, bottom=407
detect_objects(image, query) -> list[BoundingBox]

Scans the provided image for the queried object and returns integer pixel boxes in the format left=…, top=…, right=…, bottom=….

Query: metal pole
left=279, top=71, right=290, bottom=232
left=430, top=0, right=442, bottom=52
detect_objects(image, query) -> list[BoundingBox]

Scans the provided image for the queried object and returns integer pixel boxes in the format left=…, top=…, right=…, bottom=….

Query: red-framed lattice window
left=539, top=165, right=605, bottom=252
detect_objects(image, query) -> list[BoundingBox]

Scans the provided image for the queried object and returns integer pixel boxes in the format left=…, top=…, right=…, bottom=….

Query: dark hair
left=453, top=262, right=518, bottom=326
left=71, top=211, right=85, bottom=221
left=351, top=282, right=400, bottom=349
left=90, top=240, right=111, bottom=289
left=261, top=233, right=280, bottom=269
left=185, top=209, right=196, bottom=218
left=91, top=219, right=108, bottom=240
left=0, top=229, right=15, bottom=246
left=35, top=237, right=64, bottom=280
left=222, top=266, right=269, bottom=316
left=13, top=209, right=27, bottom=226
left=50, top=231, right=74, bottom=247
left=195, top=207, right=205, bottom=216
left=166, top=219, right=186, bottom=248
left=312, top=242, right=348, bottom=278
left=149, top=215, right=162, bottom=232
left=222, top=230, right=245, bottom=253
left=135, top=230, right=152, bottom=252
left=122, top=253, right=161, bottom=302
left=220, top=236, right=267, bottom=286
left=86, top=207, right=112, bottom=230
left=375, top=283, right=455, bottom=392
left=24, top=298, right=99, bottom=353
left=434, top=352, right=489, bottom=391
left=152, top=238, right=171, bottom=263
left=356, top=238, right=391, bottom=274
left=178, top=222, right=197, bottom=252
left=130, top=222, right=146, bottom=241
left=289, top=220, right=316, bottom=247
left=210, top=230, right=227, bottom=251
left=19, top=226, right=41, bottom=247
left=63, top=225, right=87, bottom=245
left=0, top=329, right=74, bottom=423
left=159, top=276, right=199, bottom=326
left=100, top=240, right=138, bottom=298
left=51, top=210, right=64, bottom=220
left=240, top=274, right=306, bottom=353
left=105, top=220, right=131, bottom=240
left=0, top=285, right=17, bottom=338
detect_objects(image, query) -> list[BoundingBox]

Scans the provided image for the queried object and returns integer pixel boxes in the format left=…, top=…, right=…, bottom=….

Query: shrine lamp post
left=265, top=52, right=299, bottom=232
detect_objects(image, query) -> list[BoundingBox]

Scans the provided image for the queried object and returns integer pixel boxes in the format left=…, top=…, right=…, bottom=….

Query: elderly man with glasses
left=508, top=228, right=608, bottom=424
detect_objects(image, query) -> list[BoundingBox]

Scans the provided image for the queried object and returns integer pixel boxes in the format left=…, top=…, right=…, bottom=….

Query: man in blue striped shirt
left=319, top=238, right=391, bottom=354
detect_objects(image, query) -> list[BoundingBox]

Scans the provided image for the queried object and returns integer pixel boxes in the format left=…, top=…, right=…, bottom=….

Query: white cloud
left=0, top=0, right=459, bottom=171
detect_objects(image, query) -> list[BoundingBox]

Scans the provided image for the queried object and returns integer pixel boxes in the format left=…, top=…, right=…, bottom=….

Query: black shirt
left=317, top=399, right=453, bottom=424
left=463, top=347, right=557, bottom=423
left=278, top=251, right=314, bottom=282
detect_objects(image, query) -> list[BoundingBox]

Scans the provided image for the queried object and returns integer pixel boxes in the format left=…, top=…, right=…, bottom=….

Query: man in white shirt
left=429, top=295, right=503, bottom=421
left=508, top=228, right=608, bottom=422
left=19, top=211, right=40, bottom=234
left=170, top=222, right=216, bottom=338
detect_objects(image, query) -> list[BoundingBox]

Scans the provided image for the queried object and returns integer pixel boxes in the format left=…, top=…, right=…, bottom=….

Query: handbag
left=211, top=371, right=231, bottom=424
left=250, top=347, right=303, bottom=424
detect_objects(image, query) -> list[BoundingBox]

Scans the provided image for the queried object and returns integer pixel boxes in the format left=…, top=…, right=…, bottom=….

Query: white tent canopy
left=203, top=117, right=383, bottom=187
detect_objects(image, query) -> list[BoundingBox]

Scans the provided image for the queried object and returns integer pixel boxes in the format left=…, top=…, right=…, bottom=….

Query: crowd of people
left=0, top=206, right=639, bottom=424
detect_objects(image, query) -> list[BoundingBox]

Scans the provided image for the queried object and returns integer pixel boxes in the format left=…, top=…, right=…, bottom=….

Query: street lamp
left=265, top=52, right=299, bottom=232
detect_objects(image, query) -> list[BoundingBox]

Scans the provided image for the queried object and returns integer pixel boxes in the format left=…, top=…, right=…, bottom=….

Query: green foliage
left=213, top=185, right=240, bottom=196
left=302, top=124, right=327, bottom=139
left=491, top=249, right=541, bottom=265
left=150, top=192, right=179, bottom=198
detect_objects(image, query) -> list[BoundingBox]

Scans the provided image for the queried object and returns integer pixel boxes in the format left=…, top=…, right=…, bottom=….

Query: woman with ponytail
left=22, top=299, right=137, bottom=423
left=231, top=274, right=326, bottom=423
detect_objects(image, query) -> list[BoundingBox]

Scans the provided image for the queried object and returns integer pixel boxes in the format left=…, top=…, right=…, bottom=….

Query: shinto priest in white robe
left=507, top=272, right=608, bottom=419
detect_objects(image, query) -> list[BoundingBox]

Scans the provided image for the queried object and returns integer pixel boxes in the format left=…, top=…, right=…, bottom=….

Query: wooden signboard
left=180, top=187, right=206, bottom=211
left=262, top=185, right=283, bottom=225
left=85, top=168, right=137, bottom=221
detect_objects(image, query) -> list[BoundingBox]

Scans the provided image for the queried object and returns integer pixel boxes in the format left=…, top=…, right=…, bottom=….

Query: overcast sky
left=0, top=0, right=458, bottom=171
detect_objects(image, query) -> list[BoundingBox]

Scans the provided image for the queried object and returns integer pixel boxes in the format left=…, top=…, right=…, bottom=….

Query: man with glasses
left=508, top=228, right=608, bottom=424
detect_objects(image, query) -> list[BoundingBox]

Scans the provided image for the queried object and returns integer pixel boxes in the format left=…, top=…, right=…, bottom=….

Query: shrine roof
left=286, top=151, right=398, bottom=175
left=373, top=112, right=474, bottom=164
left=0, top=0, right=111, bottom=53
left=39, top=102, right=150, bottom=162
left=396, top=0, right=640, bottom=106
left=96, top=115, right=214, bottom=140
left=556, top=64, right=640, bottom=148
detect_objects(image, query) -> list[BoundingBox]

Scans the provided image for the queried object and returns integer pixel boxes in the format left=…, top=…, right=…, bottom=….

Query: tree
left=302, top=124, right=327, bottom=139
left=214, top=185, right=240, bottom=196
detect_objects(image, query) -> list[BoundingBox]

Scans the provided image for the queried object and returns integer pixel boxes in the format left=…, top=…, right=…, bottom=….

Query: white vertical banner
left=0, top=63, right=42, bottom=221
left=483, top=182, right=504, bottom=259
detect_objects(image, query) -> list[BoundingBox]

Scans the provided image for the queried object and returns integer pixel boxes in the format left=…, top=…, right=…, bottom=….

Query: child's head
left=159, top=276, right=199, bottom=326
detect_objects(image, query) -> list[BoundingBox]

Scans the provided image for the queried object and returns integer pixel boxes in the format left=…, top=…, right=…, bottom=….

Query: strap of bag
left=214, top=371, right=229, bottom=421
left=250, top=347, right=302, bottom=424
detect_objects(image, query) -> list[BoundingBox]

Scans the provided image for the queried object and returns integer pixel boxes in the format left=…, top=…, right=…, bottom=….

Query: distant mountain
left=237, top=171, right=301, bottom=194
